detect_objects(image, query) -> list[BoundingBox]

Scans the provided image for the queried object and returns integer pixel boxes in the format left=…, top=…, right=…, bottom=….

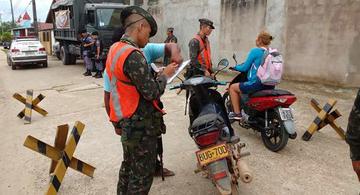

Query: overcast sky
left=0, top=0, right=52, bottom=23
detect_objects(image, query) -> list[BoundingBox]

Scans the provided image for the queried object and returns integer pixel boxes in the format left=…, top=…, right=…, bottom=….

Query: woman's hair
left=257, top=31, right=273, bottom=46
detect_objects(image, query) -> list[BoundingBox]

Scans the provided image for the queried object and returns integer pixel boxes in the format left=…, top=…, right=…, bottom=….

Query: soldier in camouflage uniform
left=163, top=27, right=177, bottom=66
left=185, top=18, right=215, bottom=79
left=346, top=89, right=360, bottom=181
left=106, top=6, right=178, bottom=194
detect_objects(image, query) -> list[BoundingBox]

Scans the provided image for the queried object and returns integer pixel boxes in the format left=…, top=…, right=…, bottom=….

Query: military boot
left=83, top=69, right=92, bottom=76
left=94, top=71, right=103, bottom=78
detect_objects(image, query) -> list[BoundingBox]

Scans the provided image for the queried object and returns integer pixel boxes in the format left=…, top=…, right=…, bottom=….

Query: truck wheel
left=60, top=46, right=71, bottom=65
left=70, top=55, right=77, bottom=64
left=55, top=51, right=61, bottom=60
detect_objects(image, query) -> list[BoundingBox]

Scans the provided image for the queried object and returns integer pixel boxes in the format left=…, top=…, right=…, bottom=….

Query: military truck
left=50, top=0, right=128, bottom=65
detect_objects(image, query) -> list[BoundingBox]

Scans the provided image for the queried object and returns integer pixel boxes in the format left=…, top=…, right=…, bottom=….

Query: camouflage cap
left=121, top=6, right=158, bottom=37
left=167, top=27, right=174, bottom=32
left=199, top=18, right=215, bottom=29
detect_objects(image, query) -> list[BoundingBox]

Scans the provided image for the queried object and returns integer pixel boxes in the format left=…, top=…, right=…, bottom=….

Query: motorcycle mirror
left=232, top=53, right=238, bottom=64
left=214, top=58, right=229, bottom=78
left=217, top=58, right=229, bottom=67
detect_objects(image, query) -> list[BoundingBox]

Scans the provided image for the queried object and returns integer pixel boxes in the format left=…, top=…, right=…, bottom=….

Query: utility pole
left=10, top=0, right=15, bottom=27
left=0, top=13, right=3, bottom=33
left=32, top=0, right=38, bottom=37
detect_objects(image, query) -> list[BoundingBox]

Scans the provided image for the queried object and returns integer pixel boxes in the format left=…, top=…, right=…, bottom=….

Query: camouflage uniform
left=114, top=37, right=167, bottom=195
left=346, top=89, right=360, bottom=180
left=185, top=35, right=208, bottom=78
left=346, top=89, right=360, bottom=161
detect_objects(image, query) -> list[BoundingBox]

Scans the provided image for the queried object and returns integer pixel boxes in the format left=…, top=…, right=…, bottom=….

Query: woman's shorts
left=239, top=80, right=274, bottom=94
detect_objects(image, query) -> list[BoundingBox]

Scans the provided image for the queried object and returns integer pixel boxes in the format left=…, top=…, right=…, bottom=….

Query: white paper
left=167, top=60, right=190, bottom=84
left=150, top=63, right=161, bottom=73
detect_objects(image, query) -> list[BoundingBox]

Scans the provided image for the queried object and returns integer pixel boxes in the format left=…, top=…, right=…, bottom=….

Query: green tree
left=0, top=21, right=17, bottom=33
left=1, top=32, right=12, bottom=42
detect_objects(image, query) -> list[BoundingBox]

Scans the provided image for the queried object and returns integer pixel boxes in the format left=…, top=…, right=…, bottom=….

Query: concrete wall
left=284, top=0, right=360, bottom=87
left=219, top=0, right=267, bottom=62
left=146, top=0, right=222, bottom=63
left=139, top=0, right=360, bottom=87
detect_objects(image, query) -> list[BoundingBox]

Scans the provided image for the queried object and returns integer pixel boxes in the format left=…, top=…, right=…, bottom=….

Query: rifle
left=157, top=135, right=164, bottom=181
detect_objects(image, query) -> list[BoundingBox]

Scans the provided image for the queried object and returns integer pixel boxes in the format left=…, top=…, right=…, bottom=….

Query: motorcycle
left=170, top=59, right=253, bottom=195
left=223, top=54, right=297, bottom=152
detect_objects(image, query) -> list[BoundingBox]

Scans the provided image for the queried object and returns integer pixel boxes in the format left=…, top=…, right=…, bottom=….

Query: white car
left=7, top=38, right=48, bottom=70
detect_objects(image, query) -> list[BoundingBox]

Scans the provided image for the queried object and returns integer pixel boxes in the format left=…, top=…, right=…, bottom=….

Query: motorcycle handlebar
left=169, top=85, right=182, bottom=90
left=169, top=81, right=226, bottom=90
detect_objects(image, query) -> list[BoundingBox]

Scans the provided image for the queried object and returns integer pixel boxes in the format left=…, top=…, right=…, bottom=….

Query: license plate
left=196, top=143, right=230, bottom=166
left=279, top=108, right=294, bottom=120
left=25, top=52, right=35, bottom=56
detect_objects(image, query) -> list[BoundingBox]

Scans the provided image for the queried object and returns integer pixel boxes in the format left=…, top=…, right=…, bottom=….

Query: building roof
left=38, top=22, right=54, bottom=31
left=12, top=23, right=53, bottom=31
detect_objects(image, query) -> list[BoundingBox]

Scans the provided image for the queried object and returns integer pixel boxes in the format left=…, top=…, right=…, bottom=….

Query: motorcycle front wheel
left=261, top=110, right=289, bottom=152
left=223, top=91, right=233, bottom=112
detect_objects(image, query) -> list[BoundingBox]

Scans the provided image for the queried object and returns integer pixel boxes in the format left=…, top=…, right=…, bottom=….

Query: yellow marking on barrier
left=23, top=135, right=95, bottom=178
left=24, top=90, right=33, bottom=124
left=18, top=94, right=46, bottom=118
left=46, top=121, right=85, bottom=194
left=50, top=125, right=69, bottom=174
left=13, top=91, right=48, bottom=123
left=13, top=93, right=48, bottom=116
left=302, top=99, right=345, bottom=141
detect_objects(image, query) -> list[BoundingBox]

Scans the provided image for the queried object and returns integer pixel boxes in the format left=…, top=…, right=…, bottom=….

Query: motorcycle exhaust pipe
left=237, top=159, right=253, bottom=183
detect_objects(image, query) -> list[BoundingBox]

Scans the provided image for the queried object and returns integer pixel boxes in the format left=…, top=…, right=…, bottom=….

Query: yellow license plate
left=196, top=143, right=230, bottom=166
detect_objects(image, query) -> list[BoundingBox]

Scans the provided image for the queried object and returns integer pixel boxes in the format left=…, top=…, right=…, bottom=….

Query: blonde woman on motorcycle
left=228, top=31, right=275, bottom=120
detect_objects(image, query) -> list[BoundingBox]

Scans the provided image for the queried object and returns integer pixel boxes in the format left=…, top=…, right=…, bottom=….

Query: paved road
left=0, top=51, right=358, bottom=194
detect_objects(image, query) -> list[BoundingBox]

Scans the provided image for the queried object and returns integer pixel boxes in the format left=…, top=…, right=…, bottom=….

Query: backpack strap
left=251, top=47, right=269, bottom=72
left=260, top=47, right=269, bottom=67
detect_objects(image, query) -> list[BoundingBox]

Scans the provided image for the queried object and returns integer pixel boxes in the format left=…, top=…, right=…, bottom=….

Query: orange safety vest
left=105, top=42, right=163, bottom=122
left=194, top=34, right=212, bottom=72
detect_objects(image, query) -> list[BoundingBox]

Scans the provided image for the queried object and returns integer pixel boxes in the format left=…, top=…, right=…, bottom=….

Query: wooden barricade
left=13, top=90, right=48, bottom=124
left=302, top=98, right=346, bottom=141
left=23, top=121, right=95, bottom=195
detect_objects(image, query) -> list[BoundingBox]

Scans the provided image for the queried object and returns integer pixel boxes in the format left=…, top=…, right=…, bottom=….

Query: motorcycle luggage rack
left=190, top=114, right=225, bottom=137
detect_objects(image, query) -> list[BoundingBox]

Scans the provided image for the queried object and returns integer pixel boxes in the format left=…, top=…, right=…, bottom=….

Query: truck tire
left=60, top=45, right=71, bottom=65
left=69, top=55, right=77, bottom=64
left=55, top=51, right=61, bottom=60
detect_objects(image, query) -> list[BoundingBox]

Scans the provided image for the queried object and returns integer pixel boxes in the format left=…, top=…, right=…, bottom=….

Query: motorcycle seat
left=249, top=89, right=293, bottom=98
left=191, top=113, right=225, bottom=133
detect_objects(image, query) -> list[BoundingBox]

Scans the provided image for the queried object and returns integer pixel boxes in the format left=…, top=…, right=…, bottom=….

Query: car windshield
left=96, top=8, right=122, bottom=29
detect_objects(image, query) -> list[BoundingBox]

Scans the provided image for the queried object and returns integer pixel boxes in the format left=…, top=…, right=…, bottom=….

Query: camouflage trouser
left=346, top=89, right=360, bottom=161
left=117, top=134, right=157, bottom=195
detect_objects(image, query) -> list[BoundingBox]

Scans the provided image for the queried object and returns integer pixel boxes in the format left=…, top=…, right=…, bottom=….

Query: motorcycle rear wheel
left=261, top=110, right=289, bottom=152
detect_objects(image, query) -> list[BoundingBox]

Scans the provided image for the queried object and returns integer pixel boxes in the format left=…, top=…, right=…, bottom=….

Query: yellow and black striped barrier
left=302, top=98, right=346, bottom=141
left=24, top=90, right=33, bottom=124
left=23, top=122, right=95, bottom=195
left=13, top=90, right=48, bottom=124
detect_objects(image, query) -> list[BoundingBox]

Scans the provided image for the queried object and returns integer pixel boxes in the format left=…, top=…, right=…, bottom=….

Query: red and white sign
left=55, top=10, right=70, bottom=29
